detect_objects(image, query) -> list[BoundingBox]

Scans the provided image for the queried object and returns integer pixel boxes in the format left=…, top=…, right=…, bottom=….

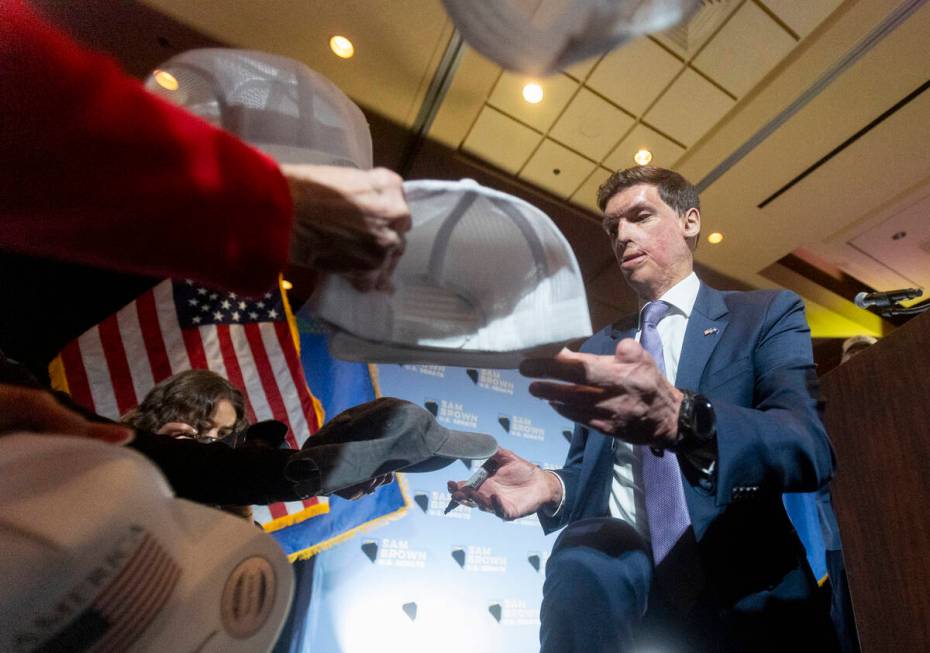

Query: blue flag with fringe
left=783, top=491, right=828, bottom=584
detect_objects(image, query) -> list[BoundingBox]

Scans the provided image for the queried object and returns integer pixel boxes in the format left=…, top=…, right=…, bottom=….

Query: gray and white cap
left=146, top=48, right=372, bottom=168
left=310, top=179, right=593, bottom=368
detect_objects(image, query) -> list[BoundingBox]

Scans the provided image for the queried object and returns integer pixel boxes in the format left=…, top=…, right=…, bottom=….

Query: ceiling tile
left=654, top=1, right=742, bottom=60
left=462, top=107, right=541, bottom=174
left=562, top=55, right=599, bottom=82
left=849, top=190, right=930, bottom=294
left=644, top=68, right=734, bottom=146
left=760, top=0, right=843, bottom=38
left=571, top=167, right=614, bottom=214
left=429, top=47, right=502, bottom=149
left=603, top=123, right=686, bottom=170
left=549, top=88, right=635, bottom=161
left=586, top=38, right=683, bottom=115
left=693, top=1, right=796, bottom=97
left=487, top=71, right=579, bottom=132
left=519, top=139, right=597, bottom=198
left=803, top=242, right=915, bottom=299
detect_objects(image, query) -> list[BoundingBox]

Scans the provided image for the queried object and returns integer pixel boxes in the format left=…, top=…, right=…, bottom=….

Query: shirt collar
left=638, top=272, right=700, bottom=327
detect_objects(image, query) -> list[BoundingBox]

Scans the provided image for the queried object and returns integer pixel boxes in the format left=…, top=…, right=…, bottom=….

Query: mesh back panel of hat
left=146, top=49, right=372, bottom=168
left=392, top=189, right=547, bottom=347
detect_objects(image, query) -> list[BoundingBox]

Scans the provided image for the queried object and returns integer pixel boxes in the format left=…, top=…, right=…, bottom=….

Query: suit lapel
left=675, top=284, right=729, bottom=392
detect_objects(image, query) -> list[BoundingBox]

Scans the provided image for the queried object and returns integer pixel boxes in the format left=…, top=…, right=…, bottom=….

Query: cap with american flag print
left=0, top=434, right=294, bottom=652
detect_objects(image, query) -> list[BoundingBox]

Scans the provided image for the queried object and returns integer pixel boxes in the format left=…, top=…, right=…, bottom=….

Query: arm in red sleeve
left=0, top=0, right=293, bottom=297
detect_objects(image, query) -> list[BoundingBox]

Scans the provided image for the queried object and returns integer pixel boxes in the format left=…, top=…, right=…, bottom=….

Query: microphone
left=854, top=288, right=923, bottom=309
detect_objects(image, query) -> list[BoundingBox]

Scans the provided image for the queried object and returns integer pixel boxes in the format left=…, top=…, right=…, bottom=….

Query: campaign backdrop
left=297, top=353, right=827, bottom=653
left=304, top=362, right=573, bottom=653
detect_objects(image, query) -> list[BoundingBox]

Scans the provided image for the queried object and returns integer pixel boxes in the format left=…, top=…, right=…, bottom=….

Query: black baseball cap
left=287, top=398, right=497, bottom=494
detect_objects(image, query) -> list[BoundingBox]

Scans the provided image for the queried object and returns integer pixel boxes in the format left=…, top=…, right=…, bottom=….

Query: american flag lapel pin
left=703, top=327, right=719, bottom=336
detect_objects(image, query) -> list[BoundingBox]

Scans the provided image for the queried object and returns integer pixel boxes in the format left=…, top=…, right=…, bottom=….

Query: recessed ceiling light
left=633, top=149, right=652, bottom=166
left=153, top=69, right=179, bottom=91
left=329, top=35, right=355, bottom=59
left=281, top=279, right=294, bottom=290
left=707, top=232, right=724, bottom=245
left=522, top=82, right=544, bottom=104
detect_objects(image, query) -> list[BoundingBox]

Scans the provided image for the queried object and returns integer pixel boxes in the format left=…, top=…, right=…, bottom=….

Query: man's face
left=602, top=183, right=699, bottom=300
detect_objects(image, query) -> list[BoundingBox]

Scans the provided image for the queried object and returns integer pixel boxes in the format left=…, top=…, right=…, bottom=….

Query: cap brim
left=327, top=329, right=580, bottom=369
left=402, top=428, right=498, bottom=473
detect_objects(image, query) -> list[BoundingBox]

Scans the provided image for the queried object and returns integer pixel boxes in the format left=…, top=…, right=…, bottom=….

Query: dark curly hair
left=123, top=370, right=248, bottom=442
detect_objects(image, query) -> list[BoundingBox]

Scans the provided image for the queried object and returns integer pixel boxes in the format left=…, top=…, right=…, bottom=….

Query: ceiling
left=54, top=0, right=930, bottom=338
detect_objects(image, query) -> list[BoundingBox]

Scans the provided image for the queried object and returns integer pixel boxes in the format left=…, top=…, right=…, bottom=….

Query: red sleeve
left=0, top=0, right=294, bottom=297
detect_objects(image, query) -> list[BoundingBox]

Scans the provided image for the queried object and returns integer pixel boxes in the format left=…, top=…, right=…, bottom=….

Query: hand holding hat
left=145, top=50, right=409, bottom=294
left=283, top=165, right=411, bottom=292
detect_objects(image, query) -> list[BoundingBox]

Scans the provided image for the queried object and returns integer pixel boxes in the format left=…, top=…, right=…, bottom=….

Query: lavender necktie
left=637, top=301, right=691, bottom=564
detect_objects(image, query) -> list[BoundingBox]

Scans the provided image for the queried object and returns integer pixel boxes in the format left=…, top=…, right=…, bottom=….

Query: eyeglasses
left=174, top=431, right=240, bottom=447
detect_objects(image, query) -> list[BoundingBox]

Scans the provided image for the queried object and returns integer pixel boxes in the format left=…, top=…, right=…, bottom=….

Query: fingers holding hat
left=283, top=164, right=411, bottom=292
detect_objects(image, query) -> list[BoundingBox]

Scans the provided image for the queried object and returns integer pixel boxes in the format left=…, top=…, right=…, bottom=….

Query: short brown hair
left=597, top=166, right=701, bottom=249
left=123, top=369, right=248, bottom=441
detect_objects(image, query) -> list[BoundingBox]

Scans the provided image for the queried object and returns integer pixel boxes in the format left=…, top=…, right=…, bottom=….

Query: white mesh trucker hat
left=0, top=435, right=293, bottom=653
left=441, top=0, right=700, bottom=74
left=310, top=179, right=593, bottom=368
left=146, top=48, right=372, bottom=168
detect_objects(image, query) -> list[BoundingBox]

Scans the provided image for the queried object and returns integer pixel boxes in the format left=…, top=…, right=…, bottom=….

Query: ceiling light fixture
left=329, top=35, right=355, bottom=59
left=633, top=149, right=653, bottom=166
left=707, top=232, right=724, bottom=245
left=153, top=69, right=179, bottom=91
left=522, top=82, right=544, bottom=104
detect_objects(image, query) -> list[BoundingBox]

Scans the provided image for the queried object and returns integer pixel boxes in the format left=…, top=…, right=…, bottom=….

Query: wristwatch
left=671, top=390, right=716, bottom=454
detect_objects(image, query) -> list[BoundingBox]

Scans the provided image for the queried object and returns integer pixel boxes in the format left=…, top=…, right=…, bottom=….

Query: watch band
left=671, top=390, right=716, bottom=454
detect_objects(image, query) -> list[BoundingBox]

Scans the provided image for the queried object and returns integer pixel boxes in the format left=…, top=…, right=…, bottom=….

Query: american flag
left=54, top=278, right=327, bottom=528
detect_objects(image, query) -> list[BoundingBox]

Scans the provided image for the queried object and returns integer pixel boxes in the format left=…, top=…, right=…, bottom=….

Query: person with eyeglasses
left=122, top=370, right=248, bottom=449
left=122, top=370, right=253, bottom=518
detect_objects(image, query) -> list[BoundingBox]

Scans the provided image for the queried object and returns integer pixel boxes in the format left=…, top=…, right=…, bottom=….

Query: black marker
left=444, top=457, right=499, bottom=514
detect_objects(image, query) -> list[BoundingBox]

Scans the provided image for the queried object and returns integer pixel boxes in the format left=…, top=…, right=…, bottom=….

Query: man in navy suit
left=449, top=167, right=838, bottom=652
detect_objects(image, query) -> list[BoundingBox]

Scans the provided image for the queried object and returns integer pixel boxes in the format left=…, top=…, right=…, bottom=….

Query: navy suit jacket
left=540, top=283, right=836, bottom=614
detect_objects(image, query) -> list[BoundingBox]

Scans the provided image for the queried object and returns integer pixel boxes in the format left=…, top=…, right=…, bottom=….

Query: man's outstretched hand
left=447, top=448, right=562, bottom=521
left=519, top=339, right=682, bottom=449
